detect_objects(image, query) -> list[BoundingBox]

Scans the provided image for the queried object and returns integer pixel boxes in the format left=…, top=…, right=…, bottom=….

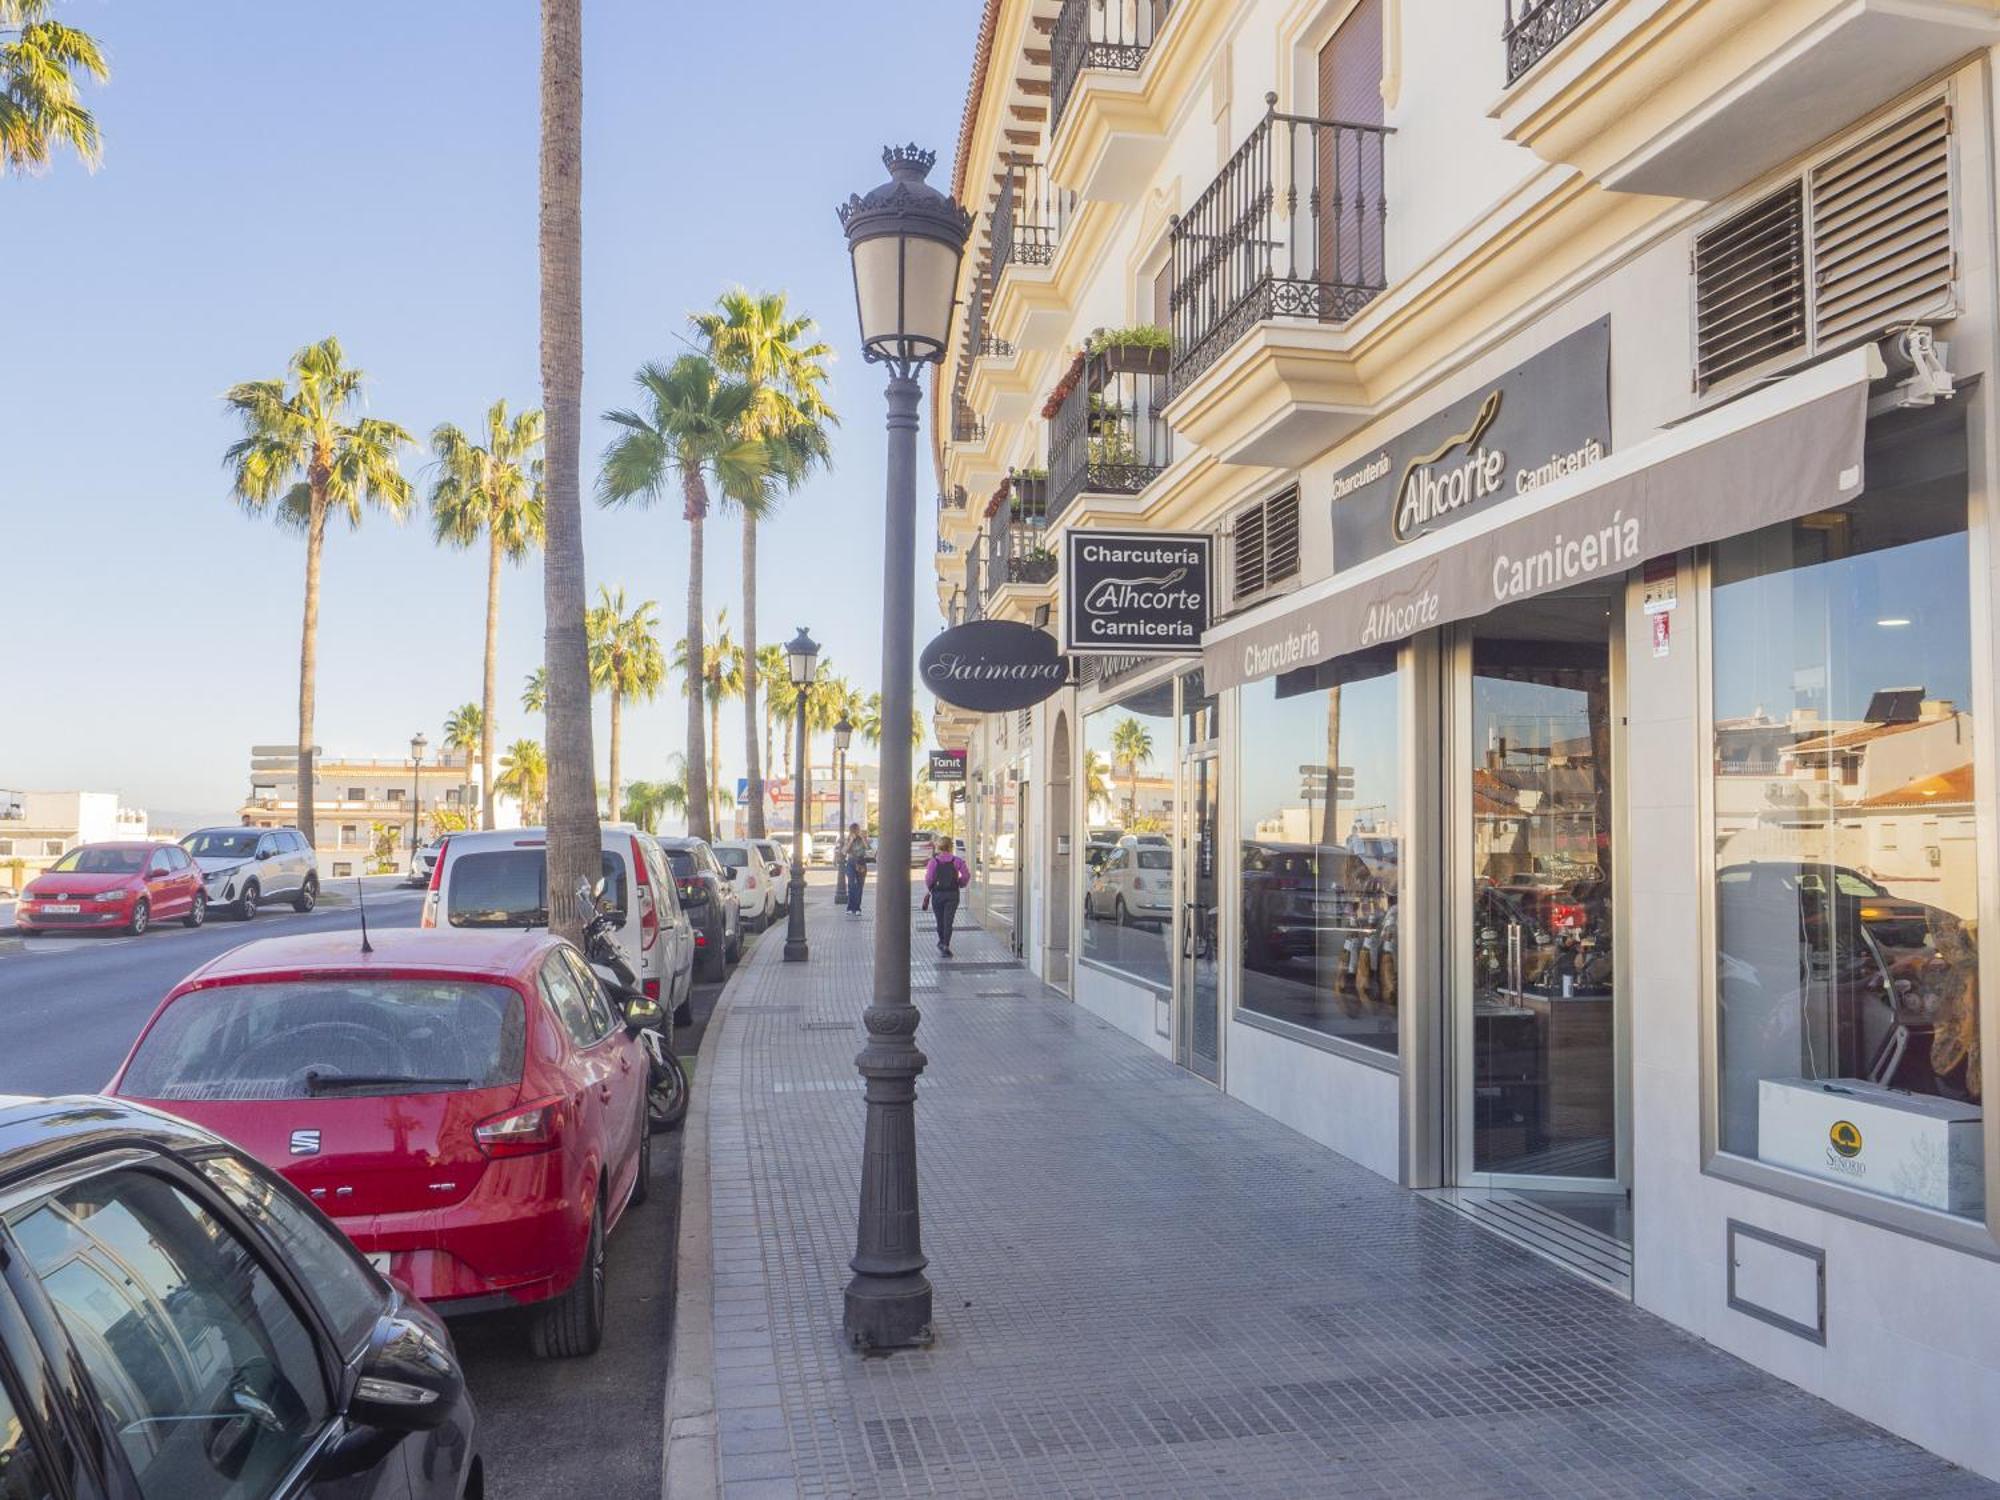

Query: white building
left=241, top=745, right=517, bottom=878
left=0, top=791, right=149, bottom=887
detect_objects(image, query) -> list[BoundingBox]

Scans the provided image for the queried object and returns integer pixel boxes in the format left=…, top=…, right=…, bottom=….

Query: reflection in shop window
left=1238, top=646, right=1401, bottom=1053
left=1712, top=408, right=1982, bottom=1221
left=1081, top=683, right=1176, bottom=990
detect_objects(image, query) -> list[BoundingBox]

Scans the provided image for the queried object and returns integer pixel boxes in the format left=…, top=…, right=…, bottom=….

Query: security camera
left=1877, top=326, right=1954, bottom=408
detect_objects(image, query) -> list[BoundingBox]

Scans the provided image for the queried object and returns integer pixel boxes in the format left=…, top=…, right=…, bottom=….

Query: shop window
left=1238, top=645, right=1402, bottom=1054
left=1710, top=406, right=1981, bottom=1221
left=1082, top=682, right=1177, bottom=990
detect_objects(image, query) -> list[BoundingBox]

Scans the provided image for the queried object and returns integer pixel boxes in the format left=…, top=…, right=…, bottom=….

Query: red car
left=14, top=840, right=207, bottom=934
left=108, top=926, right=655, bottom=1358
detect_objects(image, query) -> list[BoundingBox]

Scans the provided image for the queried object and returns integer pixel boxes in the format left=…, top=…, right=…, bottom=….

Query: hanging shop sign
left=1063, top=529, right=1212, bottom=656
left=927, top=749, right=967, bottom=783
left=920, top=620, right=1069, bottom=712
left=1330, top=317, right=1612, bottom=572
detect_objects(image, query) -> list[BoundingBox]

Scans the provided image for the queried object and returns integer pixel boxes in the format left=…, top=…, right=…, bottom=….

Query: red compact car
left=14, top=840, right=207, bottom=934
left=109, top=927, right=654, bottom=1358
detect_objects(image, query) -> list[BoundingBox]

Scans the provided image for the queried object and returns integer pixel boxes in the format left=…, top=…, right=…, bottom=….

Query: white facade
left=0, top=791, right=149, bottom=885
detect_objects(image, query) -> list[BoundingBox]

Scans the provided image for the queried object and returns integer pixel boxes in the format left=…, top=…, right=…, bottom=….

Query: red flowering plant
left=1040, top=350, right=1087, bottom=420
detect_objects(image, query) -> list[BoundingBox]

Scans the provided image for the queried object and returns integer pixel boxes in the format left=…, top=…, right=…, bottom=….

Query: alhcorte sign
left=1064, top=529, right=1211, bottom=656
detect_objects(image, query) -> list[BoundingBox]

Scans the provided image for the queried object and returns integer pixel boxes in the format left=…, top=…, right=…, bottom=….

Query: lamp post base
left=842, top=1271, right=933, bottom=1351
left=783, top=871, right=810, bottom=962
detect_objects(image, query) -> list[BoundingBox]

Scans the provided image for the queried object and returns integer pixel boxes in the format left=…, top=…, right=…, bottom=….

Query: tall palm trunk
left=1319, top=684, right=1342, bottom=847
left=539, top=0, right=598, bottom=940
left=682, top=483, right=711, bottom=840
left=742, top=515, right=765, bottom=838
left=608, top=688, right=623, bottom=823
left=710, top=689, right=724, bottom=834
left=481, top=528, right=502, bottom=830
left=296, top=497, right=327, bottom=850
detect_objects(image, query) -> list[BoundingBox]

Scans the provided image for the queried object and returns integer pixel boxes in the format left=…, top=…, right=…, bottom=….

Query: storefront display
left=1711, top=406, right=1982, bottom=1221
left=1081, top=683, right=1176, bottom=990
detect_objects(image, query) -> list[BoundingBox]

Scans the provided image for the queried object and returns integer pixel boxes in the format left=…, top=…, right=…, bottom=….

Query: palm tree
left=1110, top=717, right=1154, bottom=829
left=598, top=354, right=777, bottom=840
left=587, top=586, right=665, bottom=824
left=691, top=290, right=837, bottom=841
left=1083, top=749, right=1112, bottom=818
left=442, top=702, right=482, bottom=818
left=430, top=401, right=545, bottom=831
left=755, top=644, right=786, bottom=788
left=859, top=691, right=922, bottom=751
left=224, top=337, right=414, bottom=850
left=670, top=611, right=745, bottom=832
left=622, top=757, right=688, bottom=834
left=496, top=739, right=549, bottom=825
left=539, top=0, right=596, bottom=941
left=1, top=0, right=108, bottom=175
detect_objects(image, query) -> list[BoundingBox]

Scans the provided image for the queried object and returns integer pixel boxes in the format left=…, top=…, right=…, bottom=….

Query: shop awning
left=1203, top=346, right=1884, bottom=692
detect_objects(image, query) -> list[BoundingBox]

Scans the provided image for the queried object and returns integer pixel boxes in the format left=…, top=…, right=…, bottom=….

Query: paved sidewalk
left=675, top=887, right=1993, bottom=1499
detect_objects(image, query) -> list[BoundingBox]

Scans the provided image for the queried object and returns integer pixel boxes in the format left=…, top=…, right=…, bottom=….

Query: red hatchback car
left=15, top=840, right=207, bottom=934
left=108, top=927, right=655, bottom=1358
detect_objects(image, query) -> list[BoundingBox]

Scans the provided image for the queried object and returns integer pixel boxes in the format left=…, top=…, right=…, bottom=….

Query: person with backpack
left=842, top=822, right=869, bottom=915
left=924, top=835, right=971, bottom=957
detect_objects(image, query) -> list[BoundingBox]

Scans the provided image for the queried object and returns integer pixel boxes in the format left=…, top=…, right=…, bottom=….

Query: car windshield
left=446, top=849, right=625, bottom=927
left=713, top=847, right=749, bottom=871
left=120, top=979, right=527, bottom=1100
left=49, top=847, right=145, bottom=875
left=181, top=830, right=263, bottom=859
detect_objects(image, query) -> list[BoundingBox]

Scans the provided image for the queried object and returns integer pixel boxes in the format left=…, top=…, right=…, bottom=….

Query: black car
left=0, top=1095, right=480, bottom=1498
left=658, top=837, right=741, bottom=985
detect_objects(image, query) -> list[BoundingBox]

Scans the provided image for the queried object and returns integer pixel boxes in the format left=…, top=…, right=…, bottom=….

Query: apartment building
left=240, top=744, right=505, bottom=877
left=0, top=791, right=149, bottom=887
left=930, top=0, right=2000, bottom=1474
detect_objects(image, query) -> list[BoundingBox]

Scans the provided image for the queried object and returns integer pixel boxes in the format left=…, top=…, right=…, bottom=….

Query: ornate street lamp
left=833, top=714, right=854, bottom=904
left=783, top=627, right=820, bottom=963
left=407, top=731, right=429, bottom=871
left=837, top=143, right=971, bottom=1351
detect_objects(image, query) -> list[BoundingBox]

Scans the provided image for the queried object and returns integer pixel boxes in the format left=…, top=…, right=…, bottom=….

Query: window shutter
left=1231, top=487, right=1300, bottom=606
left=1809, top=98, right=1954, bottom=348
left=1694, top=183, right=1805, bottom=393
left=1233, top=501, right=1268, bottom=599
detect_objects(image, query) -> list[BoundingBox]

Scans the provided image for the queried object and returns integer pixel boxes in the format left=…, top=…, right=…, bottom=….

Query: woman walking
left=924, top=836, right=970, bottom=957
left=843, top=822, right=869, bottom=914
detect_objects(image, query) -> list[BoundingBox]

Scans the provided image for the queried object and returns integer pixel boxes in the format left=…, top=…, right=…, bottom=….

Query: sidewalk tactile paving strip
left=703, top=886, right=1999, bottom=1499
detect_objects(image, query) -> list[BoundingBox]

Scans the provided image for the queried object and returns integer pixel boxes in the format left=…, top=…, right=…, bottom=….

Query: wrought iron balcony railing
left=991, top=160, right=1076, bottom=271
left=939, top=485, right=969, bottom=512
left=1051, top=0, right=1176, bottom=133
left=1049, top=347, right=1172, bottom=520
left=1503, top=0, right=1611, bottom=85
left=999, top=520, right=1057, bottom=589
left=1168, top=95, right=1391, bottom=394
left=963, top=541, right=985, bottom=619
left=950, top=402, right=987, bottom=445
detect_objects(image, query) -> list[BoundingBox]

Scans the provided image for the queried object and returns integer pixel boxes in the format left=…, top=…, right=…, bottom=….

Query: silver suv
left=179, top=826, right=318, bottom=920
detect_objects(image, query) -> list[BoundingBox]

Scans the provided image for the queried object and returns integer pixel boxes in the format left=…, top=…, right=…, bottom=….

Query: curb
left=0, top=937, right=21, bottom=957
left=662, top=950, right=750, bottom=1498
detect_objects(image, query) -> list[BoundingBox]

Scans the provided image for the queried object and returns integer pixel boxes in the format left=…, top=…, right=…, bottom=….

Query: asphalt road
left=0, top=877, right=747, bottom=1500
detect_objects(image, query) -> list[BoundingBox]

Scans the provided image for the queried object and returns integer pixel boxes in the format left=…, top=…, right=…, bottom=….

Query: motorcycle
left=577, top=879, right=690, bottom=1132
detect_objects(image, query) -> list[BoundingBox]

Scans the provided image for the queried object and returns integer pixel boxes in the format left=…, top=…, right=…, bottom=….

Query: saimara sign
left=919, top=620, right=1068, bottom=712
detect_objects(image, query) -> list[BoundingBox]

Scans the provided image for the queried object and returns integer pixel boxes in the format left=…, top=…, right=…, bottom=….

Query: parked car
left=113, top=927, right=661, bottom=1360
left=410, top=836, right=446, bottom=887
left=0, top=1094, right=481, bottom=1496
left=712, top=840, right=777, bottom=930
left=811, top=832, right=842, bottom=866
left=658, top=837, right=741, bottom=982
left=1083, top=838, right=1173, bottom=927
left=182, top=825, right=319, bottom=919
left=911, top=832, right=942, bottom=867
left=1241, top=840, right=1390, bottom=969
left=752, top=838, right=792, bottom=916
left=422, top=827, right=695, bottom=1018
left=14, top=841, right=208, bottom=935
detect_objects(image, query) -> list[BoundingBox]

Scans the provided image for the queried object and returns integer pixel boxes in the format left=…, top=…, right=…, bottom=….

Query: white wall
left=1076, top=962, right=1173, bottom=1059
left=1227, top=1020, right=1401, bottom=1180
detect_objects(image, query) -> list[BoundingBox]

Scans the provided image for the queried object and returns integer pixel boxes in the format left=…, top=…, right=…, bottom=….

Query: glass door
left=1458, top=588, right=1621, bottom=1187
left=1178, top=749, right=1222, bottom=1083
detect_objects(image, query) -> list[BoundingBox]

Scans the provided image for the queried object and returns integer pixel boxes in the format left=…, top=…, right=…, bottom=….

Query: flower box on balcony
left=1098, top=343, right=1172, bottom=379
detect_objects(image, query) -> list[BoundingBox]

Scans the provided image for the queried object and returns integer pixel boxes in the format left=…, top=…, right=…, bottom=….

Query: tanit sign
left=1064, top=530, right=1211, bottom=656
left=927, top=750, right=967, bottom=783
left=1331, top=317, right=1611, bottom=571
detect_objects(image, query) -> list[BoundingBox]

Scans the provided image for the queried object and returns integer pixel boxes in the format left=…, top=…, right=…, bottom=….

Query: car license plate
left=365, top=1252, right=391, bottom=1274
left=43, top=904, right=79, bottom=915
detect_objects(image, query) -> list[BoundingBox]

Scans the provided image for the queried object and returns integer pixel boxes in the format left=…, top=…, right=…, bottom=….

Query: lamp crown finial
left=884, top=143, right=937, bottom=179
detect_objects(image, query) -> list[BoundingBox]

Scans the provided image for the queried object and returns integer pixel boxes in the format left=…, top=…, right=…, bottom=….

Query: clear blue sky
left=1, top=0, right=973, bottom=826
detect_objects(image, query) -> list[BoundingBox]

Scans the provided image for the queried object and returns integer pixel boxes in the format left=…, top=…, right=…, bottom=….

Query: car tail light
left=420, top=838, right=449, bottom=929
left=768, top=863, right=783, bottom=878
left=474, top=1097, right=565, bottom=1158
left=693, top=928, right=708, bottom=948
left=643, top=977, right=661, bottom=1001
left=1550, top=902, right=1586, bottom=931
left=632, top=837, right=659, bottom=952
left=1131, top=876, right=1147, bottom=891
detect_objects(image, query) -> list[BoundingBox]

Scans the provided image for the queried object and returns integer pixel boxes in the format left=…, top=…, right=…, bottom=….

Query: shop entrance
left=1176, top=672, right=1222, bottom=1084
left=1440, top=582, right=1629, bottom=1279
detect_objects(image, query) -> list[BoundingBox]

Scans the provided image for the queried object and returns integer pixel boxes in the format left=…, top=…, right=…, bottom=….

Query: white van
left=420, top=827, right=696, bottom=1018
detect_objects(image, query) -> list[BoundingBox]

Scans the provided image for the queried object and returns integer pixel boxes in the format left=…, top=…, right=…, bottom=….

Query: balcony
left=1048, top=346, right=1171, bottom=521
left=1051, top=0, right=1173, bottom=132
left=989, top=161, right=1078, bottom=350
left=1492, top=0, right=2000, bottom=201
left=949, top=402, right=987, bottom=445
left=1170, top=98, right=1390, bottom=396
left=1048, top=0, right=1228, bottom=203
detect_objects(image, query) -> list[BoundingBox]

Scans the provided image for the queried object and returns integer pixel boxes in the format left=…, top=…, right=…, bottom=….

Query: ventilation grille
left=1694, top=97, right=1956, bottom=395
left=1694, top=183, right=1805, bottom=393
left=1232, top=488, right=1301, bottom=605
left=1810, top=98, right=1953, bottom=347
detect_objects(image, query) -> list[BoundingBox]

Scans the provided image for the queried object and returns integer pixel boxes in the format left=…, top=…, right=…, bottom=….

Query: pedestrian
left=923, top=835, right=970, bottom=957
left=843, top=822, right=869, bottom=914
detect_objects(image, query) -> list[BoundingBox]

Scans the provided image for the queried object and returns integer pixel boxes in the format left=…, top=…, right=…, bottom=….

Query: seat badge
left=289, top=1129, right=322, bottom=1156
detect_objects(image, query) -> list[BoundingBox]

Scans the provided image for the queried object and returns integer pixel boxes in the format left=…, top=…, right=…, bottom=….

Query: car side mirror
left=623, top=997, right=665, bottom=1034
left=346, top=1305, right=462, bottom=1435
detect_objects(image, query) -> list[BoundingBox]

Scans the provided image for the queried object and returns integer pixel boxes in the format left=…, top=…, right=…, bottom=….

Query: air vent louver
left=1695, top=184, right=1806, bottom=393
left=1810, top=98, right=1953, bottom=347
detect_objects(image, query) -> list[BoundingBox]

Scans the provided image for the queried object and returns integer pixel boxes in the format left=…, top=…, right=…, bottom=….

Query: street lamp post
left=833, top=714, right=854, bottom=904
left=783, top=627, right=820, bottom=963
left=837, top=144, right=972, bottom=1350
left=407, top=732, right=429, bottom=876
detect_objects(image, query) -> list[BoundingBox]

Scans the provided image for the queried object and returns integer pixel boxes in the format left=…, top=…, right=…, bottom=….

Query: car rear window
left=120, top=979, right=527, bottom=1101
left=446, top=849, right=625, bottom=927
left=1138, top=850, right=1172, bottom=870
left=714, top=847, right=749, bottom=871
left=665, top=849, right=696, bottom=878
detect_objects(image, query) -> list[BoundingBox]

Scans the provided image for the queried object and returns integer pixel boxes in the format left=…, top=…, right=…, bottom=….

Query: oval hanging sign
left=920, top=620, right=1068, bottom=712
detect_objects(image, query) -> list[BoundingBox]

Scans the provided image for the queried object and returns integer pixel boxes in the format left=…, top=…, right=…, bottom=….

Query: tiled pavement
left=683, top=884, right=1995, bottom=1499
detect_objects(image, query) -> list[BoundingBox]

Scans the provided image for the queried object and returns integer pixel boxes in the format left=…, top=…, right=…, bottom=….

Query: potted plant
left=1087, top=323, right=1173, bottom=379
left=1014, top=545, right=1058, bottom=585
left=1041, top=352, right=1087, bottom=420
left=1010, top=466, right=1048, bottom=516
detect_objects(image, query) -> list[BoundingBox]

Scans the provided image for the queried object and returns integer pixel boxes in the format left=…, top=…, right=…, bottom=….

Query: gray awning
left=1203, top=347, right=1882, bottom=692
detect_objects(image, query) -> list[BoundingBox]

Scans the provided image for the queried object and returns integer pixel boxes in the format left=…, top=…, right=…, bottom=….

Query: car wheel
left=630, top=1103, right=653, bottom=1205
left=127, top=899, right=150, bottom=937
left=292, top=875, right=317, bottom=913
left=1115, top=896, right=1130, bottom=928
left=530, top=1197, right=605, bottom=1359
left=14, top=927, right=36, bottom=938
left=237, top=882, right=259, bottom=921
left=182, top=892, right=207, bottom=929
left=699, top=927, right=727, bottom=983
left=649, top=1049, right=689, bottom=1133
left=726, top=924, right=742, bottom=963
